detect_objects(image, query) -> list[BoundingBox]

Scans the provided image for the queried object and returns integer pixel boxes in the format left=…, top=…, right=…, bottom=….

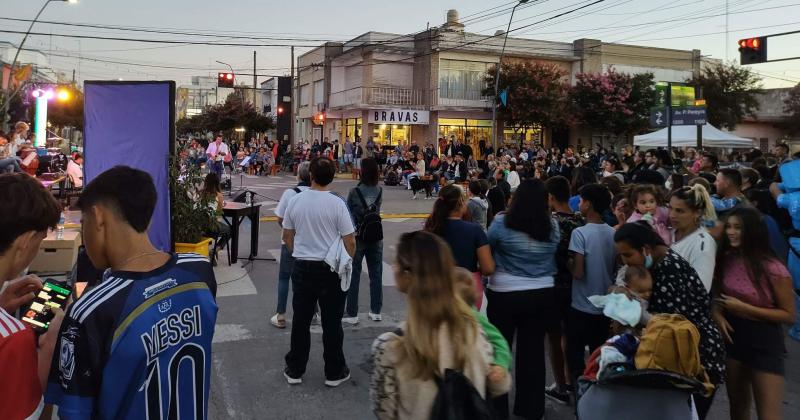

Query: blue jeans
left=277, top=244, right=294, bottom=314
left=345, top=240, right=383, bottom=317
left=0, top=157, right=21, bottom=173
left=209, top=160, right=223, bottom=178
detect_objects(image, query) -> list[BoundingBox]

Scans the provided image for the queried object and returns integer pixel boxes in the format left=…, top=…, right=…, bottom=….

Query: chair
left=210, top=233, right=231, bottom=267
left=61, top=173, right=83, bottom=209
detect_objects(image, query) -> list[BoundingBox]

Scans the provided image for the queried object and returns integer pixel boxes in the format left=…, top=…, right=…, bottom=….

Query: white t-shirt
left=274, top=185, right=310, bottom=219
left=507, top=171, right=521, bottom=192
left=283, top=189, right=355, bottom=261
left=66, top=160, right=83, bottom=188
left=670, top=227, right=717, bottom=292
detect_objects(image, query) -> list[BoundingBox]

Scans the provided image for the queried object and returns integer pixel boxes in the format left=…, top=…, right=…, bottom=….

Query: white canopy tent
left=633, top=123, right=753, bottom=148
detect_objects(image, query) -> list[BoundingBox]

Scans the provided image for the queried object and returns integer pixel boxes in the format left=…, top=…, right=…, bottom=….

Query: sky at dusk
left=3, top=0, right=800, bottom=88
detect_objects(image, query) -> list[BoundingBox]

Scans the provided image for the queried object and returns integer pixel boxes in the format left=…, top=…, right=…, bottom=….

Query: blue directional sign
left=671, top=106, right=707, bottom=126
left=650, top=107, right=667, bottom=128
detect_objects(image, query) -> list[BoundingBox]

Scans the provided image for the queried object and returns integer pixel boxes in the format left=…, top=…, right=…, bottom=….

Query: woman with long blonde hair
left=371, top=231, right=509, bottom=420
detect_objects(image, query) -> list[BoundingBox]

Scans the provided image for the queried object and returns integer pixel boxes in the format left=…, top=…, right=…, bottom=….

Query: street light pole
left=1, top=0, right=77, bottom=130
left=491, top=0, right=529, bottom=154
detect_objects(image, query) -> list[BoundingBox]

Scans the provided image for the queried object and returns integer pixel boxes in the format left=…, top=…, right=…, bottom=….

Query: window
left=439, top=59, right=490, bottom=100
left=313, top=80, right=324, bottom=106
left=299, top=84, right=310, bottom=106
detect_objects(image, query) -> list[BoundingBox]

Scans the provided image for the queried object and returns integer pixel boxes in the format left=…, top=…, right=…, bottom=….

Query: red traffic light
left=738, top=36, right=767, bottom=65
left=217, top=72, right=234, bottom=88
left=277, top=106, right=284, bottom=114
left=738, top=38, right=761, bottom=50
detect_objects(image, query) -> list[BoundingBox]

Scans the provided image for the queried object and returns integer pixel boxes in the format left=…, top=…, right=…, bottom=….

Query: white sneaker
left=368, top=312, right=382, bottom=322
left=342, top=316, right=359, bottom=325
left=412, top=193, right=418, bottom=200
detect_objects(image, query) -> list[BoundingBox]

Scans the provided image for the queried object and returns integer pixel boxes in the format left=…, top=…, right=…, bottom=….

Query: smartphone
left=21, top=279, right=71, bottom=333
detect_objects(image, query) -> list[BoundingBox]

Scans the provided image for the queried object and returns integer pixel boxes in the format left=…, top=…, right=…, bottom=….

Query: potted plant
left=170, top=157, right=217, bottom=257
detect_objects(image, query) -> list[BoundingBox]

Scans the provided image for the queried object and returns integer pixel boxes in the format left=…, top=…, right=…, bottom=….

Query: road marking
left=213, top=323, right=253, bottom=343
left=215, top=263, right=258, bottom=297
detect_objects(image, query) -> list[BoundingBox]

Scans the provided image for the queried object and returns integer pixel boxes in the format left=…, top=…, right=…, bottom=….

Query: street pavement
left=208, top=172, right=800, bottom=420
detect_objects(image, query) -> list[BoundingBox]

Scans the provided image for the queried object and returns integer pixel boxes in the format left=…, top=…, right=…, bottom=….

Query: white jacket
left=325, top=237, right=353, bottom=291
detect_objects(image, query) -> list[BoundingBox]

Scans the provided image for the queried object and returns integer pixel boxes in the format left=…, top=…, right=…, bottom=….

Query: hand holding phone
left=21, top=279, right=71, bottom=333
left=0, top=275, right=43, bottom=313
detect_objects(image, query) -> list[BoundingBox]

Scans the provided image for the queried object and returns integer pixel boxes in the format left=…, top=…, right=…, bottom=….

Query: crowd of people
left=265, top=136, right=799, bottom=420
left=3, top=127, right=800, bottom=420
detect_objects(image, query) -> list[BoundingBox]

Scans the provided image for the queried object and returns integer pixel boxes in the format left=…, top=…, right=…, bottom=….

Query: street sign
left=670, top=85, right=696, bottom=107
left=650, top=107, right=667, bottom=128
left=671, top=106, right=707, bottom=126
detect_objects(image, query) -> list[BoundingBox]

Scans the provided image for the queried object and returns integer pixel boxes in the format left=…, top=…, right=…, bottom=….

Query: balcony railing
left=433, top=88, right=490, bottom=108
left=330, top=87, right=426, bottom=108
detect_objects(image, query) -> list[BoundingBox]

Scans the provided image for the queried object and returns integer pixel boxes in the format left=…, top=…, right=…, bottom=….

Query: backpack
left=355, top=187, right=383, bottom=242
left=634, top=314, right=714, bottom=396
left=389, top=328, right=495, bottom=420
left=430, top=369, right=496, bottom=420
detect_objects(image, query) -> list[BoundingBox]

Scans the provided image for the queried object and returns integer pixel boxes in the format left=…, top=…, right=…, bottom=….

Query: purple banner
left=84, top=81, right=175, bottom=251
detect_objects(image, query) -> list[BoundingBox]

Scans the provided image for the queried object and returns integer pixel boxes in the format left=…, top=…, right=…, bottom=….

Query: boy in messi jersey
left=0, top=173, right=64, bottom=420
left=45, top=166, right=218, bottom=420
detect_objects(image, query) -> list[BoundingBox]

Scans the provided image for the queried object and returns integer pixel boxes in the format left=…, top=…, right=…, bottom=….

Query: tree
left=47, top=86, right=84, bottom=130
left=484, top=62, right=570, bottom=136
left=569, top=68, right=656, bottom=138
left=688, top=62, right=762, bottom=130
left=176, top=94, right=274, bottom=136
left=783, top=82, right=800, bottom=135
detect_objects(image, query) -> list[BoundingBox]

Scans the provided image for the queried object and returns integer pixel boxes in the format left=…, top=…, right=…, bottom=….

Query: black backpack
left=430, top=369, right=496, bottom=420
left=355, top=187, right=383, bottom=242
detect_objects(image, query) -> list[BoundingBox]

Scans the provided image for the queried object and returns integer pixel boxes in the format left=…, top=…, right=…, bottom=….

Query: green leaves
left=169, top=158, right=217, bottom=244
left=687, top=62, right=762, bottom=130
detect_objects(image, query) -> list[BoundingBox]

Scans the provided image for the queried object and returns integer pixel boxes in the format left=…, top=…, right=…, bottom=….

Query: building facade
left=296, top=10, right=703, bottom=154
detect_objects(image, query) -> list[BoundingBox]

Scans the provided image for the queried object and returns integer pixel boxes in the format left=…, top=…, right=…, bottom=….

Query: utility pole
left=72, top=69, right=75, bottom=84
left=253, top=51, right=257, bottom=107
left=667, top=82, right=672, bottom=151
left=290, top=46, right=295, bottom=145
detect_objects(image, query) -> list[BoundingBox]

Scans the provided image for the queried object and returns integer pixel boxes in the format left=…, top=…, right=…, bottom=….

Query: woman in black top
left=614, top=222, right=725, bottom=420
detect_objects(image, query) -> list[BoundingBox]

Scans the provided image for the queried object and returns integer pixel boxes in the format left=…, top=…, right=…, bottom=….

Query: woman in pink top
left=712, top=206, right=796, bottom=420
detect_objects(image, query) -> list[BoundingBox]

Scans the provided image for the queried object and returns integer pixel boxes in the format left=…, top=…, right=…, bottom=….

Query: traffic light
left=738, top=37, right=767, bottom=65
left=276, top=106, right=284, bottom=115
left=218, top=72, right=234, bottom=88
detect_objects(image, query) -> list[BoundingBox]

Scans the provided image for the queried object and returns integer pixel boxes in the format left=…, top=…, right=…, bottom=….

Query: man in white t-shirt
left=66, top=153, right=84, bottom=188
left=282, top=157, right=355, bottom=387
left=270, top=161, right=311, bottom=329
left=206, top=135, right=229, bottom=178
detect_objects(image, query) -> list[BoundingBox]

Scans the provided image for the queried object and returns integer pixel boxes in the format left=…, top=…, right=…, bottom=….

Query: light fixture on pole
left=1, top=0, right=77, bottom=130
left=491, top=0, right=529, bottom=153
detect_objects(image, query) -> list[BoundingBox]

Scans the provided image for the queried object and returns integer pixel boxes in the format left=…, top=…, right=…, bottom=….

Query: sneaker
left=270, top=313, right=286, bottom=329
left=368, top=312, right=382, bottom=321
left=325, top=367, right=351, bottom=387
left=544, top=383, right=570, bottom=405
left=412, top=193, right=418, bottom=200
left=284, top=368, right=302, bottom=385
left=342, top=316, right=359, bottom=325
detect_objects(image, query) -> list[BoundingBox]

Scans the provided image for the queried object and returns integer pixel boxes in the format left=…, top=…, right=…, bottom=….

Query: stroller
left=576, top=364, right=706, bottom=420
